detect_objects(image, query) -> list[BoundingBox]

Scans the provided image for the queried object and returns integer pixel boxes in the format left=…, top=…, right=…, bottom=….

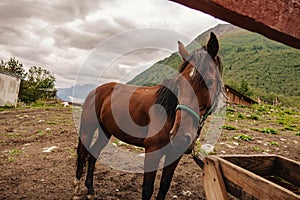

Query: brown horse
left=73, top=32, right=223, bottom=200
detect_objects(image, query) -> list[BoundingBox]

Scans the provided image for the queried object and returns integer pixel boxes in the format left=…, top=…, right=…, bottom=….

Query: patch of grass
left=6, top=133, right=20, bottom=138
left=234, top=134, right=253, bottom=141
left=47, top=121, right=57, bottom=125
left=133, top=146, right=144, bottom=153
left=237, top=113, right=245, bottom=119
left=9, top=149, right=22, bottom=156
left=64, top=147, right=76, bottom=157
left=226, top=107, right=235, bottom=113
left=283, top=125, right=298, bottom=131
left=269, top=141, right=279, bottom=146
left=222, top=125, right=237, bottom=130
left=0, top=104, right=15, bottom=111
left=259, top=128, right=278, bottom=135
left=295, top=132, right=300, bottom=136
left=31, top=101, right=46, bottom=108
left=8, top=157, right=17, bottom=162
left=248, top=114, right=259, bottom=120
left=284, top=109, right=294, bottom=115
left=29, top=100, right=61, bottom=109
left=0, top=140, right=5, bottom=146
left=7, top=149, right=23, bottom=162
left=277, top=118, right=287, bottom=125
left=36, top=130, right=47, bottom=136
left=252, top=104, right=267, bottom=113
left=250, top=127, right=259, bottom=131
left=113, top=139, right=129, bottom=147
left=253, top=146, right=263, bottom=152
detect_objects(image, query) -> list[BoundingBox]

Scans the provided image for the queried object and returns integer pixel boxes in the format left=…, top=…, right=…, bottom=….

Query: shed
left=0, top=70, right=21, bottom=107
left=224, top=85, right=257, bottom=106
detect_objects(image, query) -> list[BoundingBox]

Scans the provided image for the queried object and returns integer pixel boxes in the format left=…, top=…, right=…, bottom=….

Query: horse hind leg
left=85, top=126, right=111, bottom=200
left=73, top=138, right=89, bottom=199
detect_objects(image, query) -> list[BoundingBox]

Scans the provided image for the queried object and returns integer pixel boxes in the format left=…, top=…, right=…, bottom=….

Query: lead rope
left=192, top=120, right=205, bottom=158
left=191, top=124, right=205, bottom=168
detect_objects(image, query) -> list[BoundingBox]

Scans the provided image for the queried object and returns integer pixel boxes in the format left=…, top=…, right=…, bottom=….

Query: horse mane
left=155, top=78, right=178, bottom=120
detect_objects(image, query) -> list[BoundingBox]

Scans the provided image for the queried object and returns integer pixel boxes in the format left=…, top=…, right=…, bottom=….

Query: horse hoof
left=72, top=195, right=81, bottom=200
left=87, top=194, right=95, bottom=200
left=73, top=178, right=80, bottom=186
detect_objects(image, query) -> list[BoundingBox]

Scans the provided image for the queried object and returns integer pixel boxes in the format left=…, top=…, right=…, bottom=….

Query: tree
left=19, top=66, right=56, bottom=102
left=0, top=57, right=25, bottom=78
left=238, top=80, right=253, bottom=97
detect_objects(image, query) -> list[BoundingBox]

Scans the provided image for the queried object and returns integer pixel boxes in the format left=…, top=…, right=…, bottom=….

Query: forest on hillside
left=128, top=25, right=300, bottom=107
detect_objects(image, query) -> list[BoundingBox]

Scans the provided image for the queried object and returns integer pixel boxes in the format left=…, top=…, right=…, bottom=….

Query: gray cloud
left=0, top=0, right=223, bottom=88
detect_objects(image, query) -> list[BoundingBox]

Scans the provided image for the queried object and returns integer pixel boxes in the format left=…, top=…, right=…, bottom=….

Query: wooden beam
left=171, top=0, right=300, bottom=49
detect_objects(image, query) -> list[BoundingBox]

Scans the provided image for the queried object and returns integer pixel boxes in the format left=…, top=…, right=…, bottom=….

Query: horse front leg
left=73, top=139, right=89, bottom=199
left=142, top=150, right=163, bottom=200
left=85, top=131, right=111, bottom=200
left=156, top=156, right=182, bottom=200
left=85, top=155, right=97, bottom=200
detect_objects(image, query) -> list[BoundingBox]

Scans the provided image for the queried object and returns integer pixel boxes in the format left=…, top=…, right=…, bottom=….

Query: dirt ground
left=0, top=103, right=299, bottom=199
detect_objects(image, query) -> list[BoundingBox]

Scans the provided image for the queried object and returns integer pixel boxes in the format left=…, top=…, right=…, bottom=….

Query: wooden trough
left=193, top=154, right=300, bottom=200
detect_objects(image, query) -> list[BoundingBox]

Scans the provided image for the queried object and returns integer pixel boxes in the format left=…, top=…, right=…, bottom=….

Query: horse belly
left=101, top=99, right=150, bottom=147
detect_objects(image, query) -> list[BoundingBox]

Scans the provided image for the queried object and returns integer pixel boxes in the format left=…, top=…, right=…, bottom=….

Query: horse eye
left=206, top=79, right=214, bottom=88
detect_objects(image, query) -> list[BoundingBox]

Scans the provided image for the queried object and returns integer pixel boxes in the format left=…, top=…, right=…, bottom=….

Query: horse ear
left=207, top=32, right=219, bottom=59
left=178, top=41, right=190, bottom=60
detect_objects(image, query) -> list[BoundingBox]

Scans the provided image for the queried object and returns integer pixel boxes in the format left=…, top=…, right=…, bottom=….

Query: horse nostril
left=185, top=134, right=192, bottom=145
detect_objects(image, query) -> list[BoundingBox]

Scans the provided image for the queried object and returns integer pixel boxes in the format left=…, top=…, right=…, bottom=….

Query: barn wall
left=0, top=73, right=21, bottom=107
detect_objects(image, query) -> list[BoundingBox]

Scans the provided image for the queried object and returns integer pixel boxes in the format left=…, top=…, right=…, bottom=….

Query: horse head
left=169, top=32, right=223, bottom=154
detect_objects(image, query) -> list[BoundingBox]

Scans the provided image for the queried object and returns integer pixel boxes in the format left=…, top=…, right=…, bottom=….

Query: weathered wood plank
left=216, top=156, right=300, bottom=200
left=276, top=155, right=300, bottom=187
left=220, top=154, right=276, bottom=176
left=171, top=0, right=300, bottom=49
left=202, top=156, right=228, bottom=200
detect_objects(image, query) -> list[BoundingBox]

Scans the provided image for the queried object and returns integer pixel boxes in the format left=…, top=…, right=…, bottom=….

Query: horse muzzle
left=169, top=132, right=193, bottom=153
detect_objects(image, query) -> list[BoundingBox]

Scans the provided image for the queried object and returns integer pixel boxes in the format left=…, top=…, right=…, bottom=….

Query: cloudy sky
left=0, top=0, right=224, bottom=88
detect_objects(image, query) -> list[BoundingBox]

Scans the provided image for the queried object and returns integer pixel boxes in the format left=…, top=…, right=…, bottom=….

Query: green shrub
left=237, top=113, right=245, bottom=119
left=248, top=114, right=259, bottom=120
left=259, top=128, right=278, bottom=134
left=234, top=134, right=253, bottom=141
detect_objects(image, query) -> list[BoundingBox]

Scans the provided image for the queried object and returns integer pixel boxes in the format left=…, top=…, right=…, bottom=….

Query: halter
left=176, top=92, right=219, bottom=130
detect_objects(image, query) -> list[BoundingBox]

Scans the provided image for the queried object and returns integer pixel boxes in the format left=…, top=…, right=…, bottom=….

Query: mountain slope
left=128, top=24, right=239, bottom=86
left=57, top=84, right=96, bottom=103
left=128, top=24, right=300, bottom=106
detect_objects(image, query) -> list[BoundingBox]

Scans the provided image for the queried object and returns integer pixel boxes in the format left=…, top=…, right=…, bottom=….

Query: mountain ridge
left=127, top=24, right=300, bottom=107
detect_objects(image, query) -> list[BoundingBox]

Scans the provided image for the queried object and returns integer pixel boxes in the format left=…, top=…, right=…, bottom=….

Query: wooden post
left=202, top=156, right=228, bottom=200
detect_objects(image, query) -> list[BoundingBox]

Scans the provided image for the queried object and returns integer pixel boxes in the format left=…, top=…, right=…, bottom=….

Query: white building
left=0, top=70, right=21, bottom=107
